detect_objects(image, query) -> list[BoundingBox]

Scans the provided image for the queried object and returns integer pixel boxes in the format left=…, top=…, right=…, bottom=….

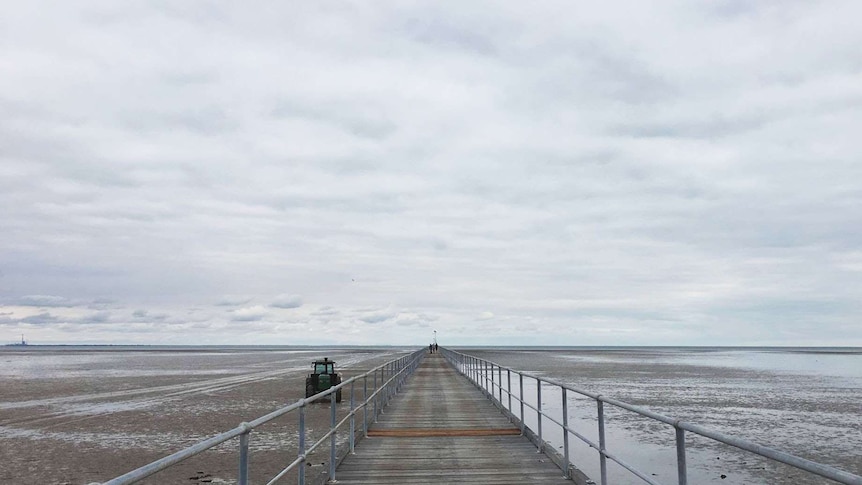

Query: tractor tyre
left=336, top=389, right=342, bottom=403
left=306, top=382, right=315, bottom=399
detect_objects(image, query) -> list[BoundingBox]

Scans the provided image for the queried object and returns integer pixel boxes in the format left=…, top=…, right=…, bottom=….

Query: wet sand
left=0, top=348, right=406, bottom=485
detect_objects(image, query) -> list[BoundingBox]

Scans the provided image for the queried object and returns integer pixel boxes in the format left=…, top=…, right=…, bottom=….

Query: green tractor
left=305, top=357, right=342, bottom=403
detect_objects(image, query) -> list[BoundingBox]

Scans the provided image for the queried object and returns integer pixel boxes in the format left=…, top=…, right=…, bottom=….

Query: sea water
left=460, top=347, right=862, bottom=484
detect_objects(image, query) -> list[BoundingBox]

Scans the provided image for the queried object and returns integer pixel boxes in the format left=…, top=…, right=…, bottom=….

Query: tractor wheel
left=306, top=382, right=315, bottom=399
left=336, top=389, right=342, bottom=403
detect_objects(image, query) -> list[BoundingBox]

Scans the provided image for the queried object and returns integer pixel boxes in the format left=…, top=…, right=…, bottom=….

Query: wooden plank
left=331, top=353, right=573, bottom=484
left=367, top=428, right=522, bottom=437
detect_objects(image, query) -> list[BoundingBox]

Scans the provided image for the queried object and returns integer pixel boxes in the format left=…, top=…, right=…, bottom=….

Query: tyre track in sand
left=0, top=352, right=383, bottom=430
left=0, top=366, right=301, bottom=428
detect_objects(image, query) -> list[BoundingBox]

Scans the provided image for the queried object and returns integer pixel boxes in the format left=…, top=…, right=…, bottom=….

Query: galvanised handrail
left=102, top=348, right=426, bottom=485
left=440, top=347, right=862, bottom=485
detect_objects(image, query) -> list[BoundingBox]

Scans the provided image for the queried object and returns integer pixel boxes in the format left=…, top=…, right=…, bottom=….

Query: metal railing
left=102, top=348, right=426, bottom=485
left=441, top=347, right=862, bottom=485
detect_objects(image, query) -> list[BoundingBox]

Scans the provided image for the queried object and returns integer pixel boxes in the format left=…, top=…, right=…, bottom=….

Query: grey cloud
left=215, top=296, right=253, bottom=307
left=121, top=106, right=237, bottom=136
left=270, top=294, right=303, bottom=309
left=402, top=15, right=499, bottom=56
left=14, top=295, right=78, bottom=307
left=271, top=100, right=397, bottom=141
left=231, top=306, right=268, bottom=322
left=20, top=312, right=59, bottom=324
left=79, top=311, right=112, bottom=324
left=357, top=309, right=397, bottom=324
left=131, top=309, right=169, bottom=322
left=311, top=306, right=340, bottom=316
left=395, top=312, right=436, bottom=328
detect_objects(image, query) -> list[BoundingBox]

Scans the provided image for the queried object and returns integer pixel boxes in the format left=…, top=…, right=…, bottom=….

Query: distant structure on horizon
left=5, top=334, right=27, bottom=346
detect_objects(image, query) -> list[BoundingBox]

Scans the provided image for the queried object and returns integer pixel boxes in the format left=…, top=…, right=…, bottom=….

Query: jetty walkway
left=333, top=352, right=572, bottom=484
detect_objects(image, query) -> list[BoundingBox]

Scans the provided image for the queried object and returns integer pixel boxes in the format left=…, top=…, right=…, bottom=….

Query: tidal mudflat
left=2, top=346, right=859, bottom=484
left=462, top=347, right=862, bottom=485
left=0, top=347, right=408, bottom=485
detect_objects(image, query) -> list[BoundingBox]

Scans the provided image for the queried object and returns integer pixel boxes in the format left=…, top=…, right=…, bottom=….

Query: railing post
left=350, top=379, right=355, bottom=454
left=373, top=368, right=378, bottom=422
left=537, top=378, right=543, bottom=453
left=498, top=365, right=502, bottom=403
left=562, top=388, right=569, bottom=478
left=238, top=426, right=249, bottom=485
left=597, top=399, right=608, bottom=485
left=519, top=373, right=525, bottom=434
left=298, top=405, right=306, bottom=485
left=676, top=426, right=687, bottom=485
left=387, top=362, right=392, bottom=402
left=507, top=369, right=512, bottom=412
left=491, top=363, right=496, bottom=403
left=330, top=392, right=337, bottom=481
left=363, top=374, right=368, bottom=437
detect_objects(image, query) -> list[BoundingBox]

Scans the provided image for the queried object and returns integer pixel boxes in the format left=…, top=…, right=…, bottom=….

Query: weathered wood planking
left=332, top=353, right=573, bottom=484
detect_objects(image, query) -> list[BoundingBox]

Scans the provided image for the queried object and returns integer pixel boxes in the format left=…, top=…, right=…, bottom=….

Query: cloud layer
left=1, top=1, right=861, bottom=345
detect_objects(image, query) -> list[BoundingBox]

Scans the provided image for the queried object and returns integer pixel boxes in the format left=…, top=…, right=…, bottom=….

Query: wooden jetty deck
left=333, top=353, right=573, bottom=484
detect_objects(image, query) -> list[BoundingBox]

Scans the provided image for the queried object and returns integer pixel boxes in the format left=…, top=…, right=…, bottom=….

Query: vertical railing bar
left=298, top=405, right=306, bottom=485
left=676, top=426, right=687, bottom=485
left=473, top=356, right=477, bottom=383
left=329, top=392, right=336, bottom=481
left=491, top=363, right=496, bottom=404
left=519, top=372, right=525, bottom=434
left=562, top=388, right=570, bottom=479
left=598, top=399, right=608, bottom=485
left=238, top=428, right=249, bottom=485
left=498, top=365, right=503, bottom=404
left=483, top=361, right=488, bottom=397
left=537, top=377, right=543, bottom=453
left=373, top=367, right=378, bottom=422
left=363, top=374, right=368, bottom=437
left=507, top=368, right=512, bottom=413
left=349, top=379, right=355, bottom=454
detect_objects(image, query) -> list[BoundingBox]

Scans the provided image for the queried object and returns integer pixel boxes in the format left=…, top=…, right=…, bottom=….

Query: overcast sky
left=1, top=1, right=861, bottom=346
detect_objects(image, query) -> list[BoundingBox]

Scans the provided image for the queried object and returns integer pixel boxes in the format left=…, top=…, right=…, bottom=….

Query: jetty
left=334, top=352, right=571, bottom=484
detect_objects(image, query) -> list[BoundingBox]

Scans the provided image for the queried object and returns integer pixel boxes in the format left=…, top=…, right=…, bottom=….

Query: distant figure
left=429, top=344, right=433, bottom=353
left=434, top=343, right=438, bottom=352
